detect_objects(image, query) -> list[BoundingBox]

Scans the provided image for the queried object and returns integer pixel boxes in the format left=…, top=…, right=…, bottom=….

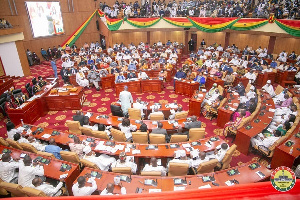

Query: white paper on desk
left=233, top=103, right=239, bottom=107
left=202, top=89, right=207, bottom=92
left=125, top=147, right=131, bottom=153
left=233, top=92, right=238, bottom=96
left=149, top=189, right=161, bottom=193
left=198, top=184, right=212, bottom=189
left=225, top=180, right=234, bottom=186
left=182, top=143, right=191, bottom=148
left=115, top=144, right=125, bottom=151
left=269, top=109, right=275, bottom=112
left=42, top=134, right=51, bottom=139
left=20, top=153, right=27, bottom=158
left=60, top=173, right=68, bottom=179
left=184, top=147, right=194, bottom=152
left=157, top=159, right=161, bottom=166
left=174, top=186, right=186, bottom=191
left=229, top=107, right=236, bottom=111
left=110, top=147, right=118, bottom=153
left=87, top=177, right=96, bottom=183
left=95, top=144, right=106, bottom=151
left=26, top=129, right=32, bottom=135
left=191, top=81, right=195, bottom=84
left=173, top=122, right=179, bottom=127
left=17, top=127, right=25, bottom=132
left=205, top=142, right=212, bottom=148
left=132, top=150, right=141, bottom=154
left=198, top=94, right=203, bottom=97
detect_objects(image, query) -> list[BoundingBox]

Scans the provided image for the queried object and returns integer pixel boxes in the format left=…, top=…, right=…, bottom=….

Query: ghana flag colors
left=189, top=17, right=238, bottom=32
left=163, top=17, right=193, bottom=28
left=125, top=17, right=161, bottom=28
left=275, top=19, right=300, bottom=37
left=97, top=9, right=104, bottom=17
left=105, top=15, right=124, bottom=31
left=231, top=18, right=268, bottom=31
left=61, top=10, right=97, bottom=48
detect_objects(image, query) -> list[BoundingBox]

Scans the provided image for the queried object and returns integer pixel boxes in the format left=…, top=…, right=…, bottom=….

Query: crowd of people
left=100, top=0, right=300, bottom=19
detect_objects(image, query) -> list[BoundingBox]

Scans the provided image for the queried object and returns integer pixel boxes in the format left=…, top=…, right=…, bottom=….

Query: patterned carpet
left=0, top=60, right=266, bottom=168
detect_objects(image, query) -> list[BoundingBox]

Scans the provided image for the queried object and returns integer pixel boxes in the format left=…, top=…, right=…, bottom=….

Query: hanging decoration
left=125, top=17, right=161, bottom=28
left=188, top=17, right=238, bottom=33
left=275, top=19, right=300, bottom=37
left=231, top=18, right=269, bottom=31
left=105, top=15, right=124, bottom=31
left=163, top=17, right=193, bottom=28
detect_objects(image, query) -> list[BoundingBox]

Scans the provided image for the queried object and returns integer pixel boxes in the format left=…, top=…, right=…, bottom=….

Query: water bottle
left=21, top=119, right=24, bottom=126
left=289, top=147, right=293, bottom=154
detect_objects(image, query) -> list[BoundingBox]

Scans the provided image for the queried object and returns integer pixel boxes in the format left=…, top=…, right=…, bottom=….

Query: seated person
left=115, top=72, right=126, bottom=83
left=138, top=123, right=148, bottom=133
left=87, top=70, right=100, bottom=91
left=127, top=71, right=137, bottom=79
left=244, top=70, right=257, bottom=84
left=82, top=146, right=116, bottom=171
left=132, top=98, right=146, bottom=117
left=158, top=69, right=167, bottom=81
left=31, top=177, right=65, bottom=197
left=223, top=72, right=234, bottom=86
left=174, top=126, right=189, bottom=136
left=0, top=153, right=19, bottom=183
left=72, top=175, right=97, bottom=196
left=184, top=116, right=201, bottom=129
left=27, top=136, right=46, bottom=152
left=111, top=152, right=137, bottom=174
left=13, top=133, right=29, bottom=144
left=118, top=118, right=137, bottom=141
left=169, top=106, right=184, bottom=120
left=142, top=157, right=167, bottom=176
left=148, top=107, right=164, bottom=120
left=6, top=121, right=19, bottom=139
left=202, top=95, right=223, bottom=117
left=151, top=122, right=169, bottom=143
left=45, top=138, right=62, bottom=160
left=251, top=130, right=281, bottom=148
left=234, top=82, right=246, bottom=96
left=262, top=80, right=275, bottom=97
left=223, top=111, right=247, bottom=136
left=275, top=94, right=293, bottom=109
left=202, top=88, right=220, bottom=107
left=73, top=111, right=85, bottom=126
left=76, top=71, right=89, bottom=88
left=38, top=76, right=46, bottom=87
left=82, top=115, right=98, bottom=131
left=213, top=143, right=229, bottom=162
left=168, top=150, right=192, bottom=168
left=138, top=70, right=149, bottom=79
left=190, top=151, right=209, bottom=169
left=100, top=183, right=126, bottom=195
left=68, top=136, right=85, bottom=159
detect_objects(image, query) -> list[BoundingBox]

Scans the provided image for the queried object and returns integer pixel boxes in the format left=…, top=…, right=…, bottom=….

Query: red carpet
left=0, top=59, right=263, bottom=168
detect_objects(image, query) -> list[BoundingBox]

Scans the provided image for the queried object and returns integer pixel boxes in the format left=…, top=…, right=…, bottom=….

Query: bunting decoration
left=97, top=9, right=104, bottom=17
left=105, top=15, right=124, bottom=31
left=231, top=18, right=269, bottom=31
left=61, top=10, right=97, bottom=48
left=275, top=19, right=300, bottom=37
left=125, top=17, right=161, bottom=28
left=188, top=17, right=238, bottom=33
left=163, top=17, right=193, bottom=28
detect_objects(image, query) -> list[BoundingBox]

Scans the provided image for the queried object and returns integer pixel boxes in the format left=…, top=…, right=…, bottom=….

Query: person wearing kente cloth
left=76, top=70, right=89, bottom=88
left=32, top=80, right=41, bottom=94
left=15, top=93, right=26, bottom=106
left=38, top=76, right=46, bottom=88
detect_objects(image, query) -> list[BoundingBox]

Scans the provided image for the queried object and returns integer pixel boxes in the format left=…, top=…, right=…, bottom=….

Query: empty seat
left=141, top=171, right=162, bottom=176
left=196, top=159, right=219, bottom=174
left=21, top=187, right=47, bottom=197
left=110, top=128, right=127, bottom=142
left=132, top=132, right=148, bottom=144
left=174, top=111, right=188, bottom=119
left=219, top=144, right=237, bottom=170
left=19, top=143, right=38, bottom=153
left=0, top=182, right=27, bottom=197
left=128, top=108, right=142, bottom=120
left=169, top=135, right=188, bottom=143
left=80, top=159, right=100, bottom=170
left=6, top=139, right=23, bottom=150
left=60, top=151, right=80, bottom=164
left=149, top=113, right=164, bottom=120
left=189, top=128, right=205, bottom=142
left=111, top=167, right=132, bottom=175
left=0, top=137, right=9, bottom=146
left=168, top=162, right=189, bottom=177
left=65, top=120, right=82, bottom=135
left=149, top=134, right=165, bottom=144
left=91, top=130, right=109, bottom=140
left=79, top=126, right=94, bottom=137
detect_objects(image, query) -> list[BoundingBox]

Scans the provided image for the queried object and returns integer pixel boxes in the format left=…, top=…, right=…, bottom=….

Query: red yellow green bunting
left=188, top=17, right=238, bottom=33
left=105, top=15, right=124, bottom=31
left=275, top=19, right=300, bottom=37
left=125, top=17, right=161, bottom=28
left=97, top=9, right=104, bottom=17
left=231, top=18, right=268, bottom=31
left=163, top=17, right=193, bottom=28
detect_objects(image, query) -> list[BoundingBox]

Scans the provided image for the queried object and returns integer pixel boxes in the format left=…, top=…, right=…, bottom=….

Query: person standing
left=26, top=49, right=33, bottom=66
left=188, top=38, right=195, bottom=52
left=119, top=86, right=133, bottom=115
left=51, top=58, right=58, bottom=78
left=101, top=38, right=106, bottom=50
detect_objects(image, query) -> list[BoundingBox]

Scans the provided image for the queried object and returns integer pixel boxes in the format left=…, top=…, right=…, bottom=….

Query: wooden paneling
left=191, top=31, right=226, bottom=49
left=112, top=32, right=147, bottom=46
left=229, top=33, right=270, bottom=50
left=15, top=40, right=31, bottom=76
left=273, top=37, right=300, bottom=54
left=150, top=31, right=185, bottom=45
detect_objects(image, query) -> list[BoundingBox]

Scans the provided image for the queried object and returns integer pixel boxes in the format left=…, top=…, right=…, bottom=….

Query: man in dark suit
left=184, top=116, right=201, bottom=130
left=151, top=122, right=169, bottom=143
left=73, top=111, right=85, bottom=126
left=234, top=82, right=246, bottom=96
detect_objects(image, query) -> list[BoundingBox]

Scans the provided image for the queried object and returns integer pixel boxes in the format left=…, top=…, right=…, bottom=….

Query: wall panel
left=273, top=37, right=300, bottom=54
left=229, top=33, right=270, bottom=50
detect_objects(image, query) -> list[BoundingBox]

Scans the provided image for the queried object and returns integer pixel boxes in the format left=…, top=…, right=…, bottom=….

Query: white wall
left=0, top=42, right=24, bottom=76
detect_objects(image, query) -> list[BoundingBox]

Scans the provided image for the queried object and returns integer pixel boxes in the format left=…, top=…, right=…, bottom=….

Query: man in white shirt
left=191, top=151, right=209, bottom=169
left=0, top=153, right=19, bottom=183
left=142, top=157, right=167, bottom=176
left=111, top=152, right=137, bottom=174
left=168, top=150, right=192, bottom=168
left=216, top=45, right=223, bottom=52
left=132, top=98, right=146, bottom=116
left=119, top=86, right=133, bottom=115
left=148, top=107, right=164, bottom=119
left=72, top=175, right=97, bottom=196
left=100, top=183, right=126, bottom=195
left=31, top=177, right=64, bottom=196
left=262, top=80, right=276, bottom=97
left=18, top=155, right=44, bottom=187
left=251, top=131, right=281, bottom=148
left=138, top=70, right=149, bottom=79
left=169, top=106, right=183, bottom=120
left=214, top=143, right=229, bottom=162
left=27, top=136, right=46, bottom=152
left=244, top=70, right=257, bottom=84
left=82, top=146, right=116, bottom=171
left=68, top=136, right=85, bottom=159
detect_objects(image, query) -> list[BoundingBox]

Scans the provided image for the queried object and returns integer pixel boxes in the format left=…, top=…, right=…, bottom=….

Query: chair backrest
left=60, top=151, right=80, bottom=164
left=189, top=128, right=205, bottom=142
left=21, top=187, right=47, bottom=197
left=149, top=134, right=166, bottom=144
left=6, top=138, right=23, bottom=150
left=79, top=126, right=94, bottom=137
left=80, top=159, right=100, bottom=170
left=141, top=171, right=162, bottom=176
left=150, top=113, right=164, bottom=120
left=275, top=85, right=284, bottom=95
left=132, top=132, right=148, bottom=144
left=0, top=178, right=8, bottom=196
left=170, top=135, right=188, bottom=143
left=0, top=182, right=27, bottom=197
left=221, top=144, right=237, bottom=170
left=110, top=104, right=124, bottom=117
left=36, top=151, right=55, bottom=159
left=111, top=167, right=132, bottom=175
left=168, top=162, right=189, bottom=177
left=218, top=98, right=227, bottom=109
left=0, top=137, right=9, bottom=146
left=65, top=120, right=82, bottom=135
left=128, top=108, right=142, bottom=120
left=196, top=159, right=219, bottom=174
left=110, top=128, right=127, bottom=142
left=245, top=83, right=251, bottom=93
left=91, top=130, right=109, bottom=140
left=174, top=111, right=188, bottom=119
left=19, top=143, right=38, bottom=153
left=218, top=85, right=224, bottom=95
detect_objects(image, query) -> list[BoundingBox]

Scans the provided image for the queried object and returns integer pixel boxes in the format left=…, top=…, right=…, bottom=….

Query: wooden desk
left=288, top=88, right=300, bottom=98
left=256, top=72, right=276, bottom=88
left=217, top=92, right=240, bottom=128
left=175, top=80, right=199, bottom=97
left=141, top=79, right=162, bottom=93
left=44, top=86, right=84, bottom=111
left=101, top=75, right=115, bottom=89
left=233, top=76, right=248, bottom=87
left=115, top=80, right=141, bottom=96
left=271, top=127, right=300, bottom=169
left=275, top=70, right=297, bottom=86
left=205, top=77, right=224, bottom=90
left=142, top=69, right=172, bottom=82
left=7, top=84, right=55, bottom=125
left=235, top=92, right=275, bottom=155
left=0, top=145, right=80, bottom=196
left=76, top=161, right=270, bottom=194
left=188, top=91, right=205, bottom=117
left=0, top=78, right=14, bottom=95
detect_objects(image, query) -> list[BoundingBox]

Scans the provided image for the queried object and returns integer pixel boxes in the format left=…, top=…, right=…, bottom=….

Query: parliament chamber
left=0, top=0, right=300, bottom=199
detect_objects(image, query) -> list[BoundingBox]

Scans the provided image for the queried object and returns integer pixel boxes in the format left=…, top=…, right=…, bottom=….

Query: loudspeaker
left=96, top=20, right=99, bottom=30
